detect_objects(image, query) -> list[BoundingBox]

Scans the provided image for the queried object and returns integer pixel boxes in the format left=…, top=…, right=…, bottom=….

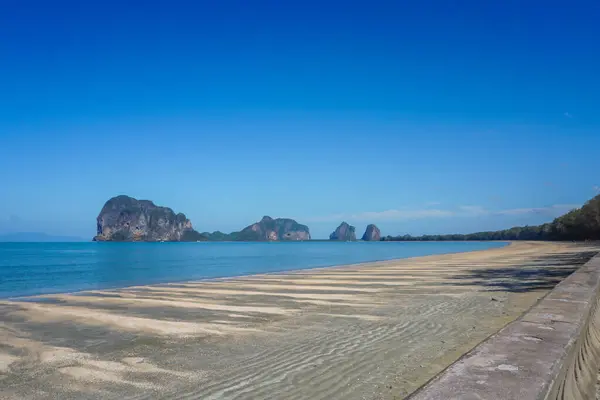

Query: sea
left=0, top=241, right=507, bottom=298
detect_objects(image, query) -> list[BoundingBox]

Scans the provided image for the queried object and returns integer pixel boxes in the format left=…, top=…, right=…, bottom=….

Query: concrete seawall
left=410, top=253, right=600, bottom=400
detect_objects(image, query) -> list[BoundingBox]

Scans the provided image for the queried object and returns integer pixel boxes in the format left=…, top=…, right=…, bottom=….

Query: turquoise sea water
left=0, top=241, right=507, bottom=298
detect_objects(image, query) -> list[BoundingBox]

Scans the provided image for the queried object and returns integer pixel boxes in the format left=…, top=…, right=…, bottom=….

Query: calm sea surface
left=0, top=241, right=507, bottom=298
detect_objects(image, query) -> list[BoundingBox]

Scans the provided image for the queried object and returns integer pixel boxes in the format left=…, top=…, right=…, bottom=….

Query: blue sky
left=1, top=1, right=599, bottom=239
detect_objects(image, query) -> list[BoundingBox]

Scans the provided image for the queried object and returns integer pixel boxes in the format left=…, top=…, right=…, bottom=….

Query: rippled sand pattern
left=0, top=242, right=598, bottom=400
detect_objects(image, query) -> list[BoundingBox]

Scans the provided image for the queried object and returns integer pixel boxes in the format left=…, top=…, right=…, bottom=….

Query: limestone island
left=93, top=195, right=205, bottom=242
left=329, top=222, right=357, bottom=241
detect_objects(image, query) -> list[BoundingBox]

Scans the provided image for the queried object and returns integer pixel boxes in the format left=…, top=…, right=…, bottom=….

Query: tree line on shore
left=382, top=194, right=600, bottom=242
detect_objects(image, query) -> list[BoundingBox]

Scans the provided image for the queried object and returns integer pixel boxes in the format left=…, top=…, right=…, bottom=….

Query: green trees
left=383, top=195, right=600, bottom=241
left=550, top=195, right=600, bottom=240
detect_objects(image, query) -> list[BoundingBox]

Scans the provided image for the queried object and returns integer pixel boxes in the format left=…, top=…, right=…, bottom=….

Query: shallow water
left=0, top=241, right=506, bottom=298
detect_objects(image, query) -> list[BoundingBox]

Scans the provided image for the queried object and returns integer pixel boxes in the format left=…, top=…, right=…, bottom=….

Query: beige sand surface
left=0, top=242, right=598, bottom=400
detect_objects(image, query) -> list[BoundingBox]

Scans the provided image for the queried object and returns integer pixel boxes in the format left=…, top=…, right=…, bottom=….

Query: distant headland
left=383, top=194, right=600, bottom=242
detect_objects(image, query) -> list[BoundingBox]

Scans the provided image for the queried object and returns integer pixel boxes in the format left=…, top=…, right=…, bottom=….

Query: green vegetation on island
left=200, top=231, right=234, bottom=241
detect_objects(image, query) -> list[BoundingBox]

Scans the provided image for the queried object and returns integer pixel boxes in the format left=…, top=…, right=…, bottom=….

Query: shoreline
left=6, top=241, right=510, bottom=301
left=1, top=241, right=597, bottom=399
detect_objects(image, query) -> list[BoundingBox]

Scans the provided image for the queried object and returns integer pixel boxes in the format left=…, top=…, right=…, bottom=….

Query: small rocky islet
left=329, top=222, right=357, bottom=241
left=94, top=195, right=376, bottom=242
left=362, top=224, right=382, bottom=241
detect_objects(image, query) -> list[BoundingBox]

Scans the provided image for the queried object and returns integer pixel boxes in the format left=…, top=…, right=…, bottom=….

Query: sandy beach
left=0, top=242, right=598, bottom=399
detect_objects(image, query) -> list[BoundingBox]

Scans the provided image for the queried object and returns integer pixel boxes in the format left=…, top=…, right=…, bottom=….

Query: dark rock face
left=235, top=216, right=311, bottom=241
left=330, top=222, right=357, bottom=241
left=93, top=195, right=205, bottom=242
left=362, top=224, right=381, bottom=241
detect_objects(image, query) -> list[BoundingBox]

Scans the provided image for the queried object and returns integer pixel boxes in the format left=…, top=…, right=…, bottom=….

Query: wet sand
left=0, top=242, right=598, bottom=400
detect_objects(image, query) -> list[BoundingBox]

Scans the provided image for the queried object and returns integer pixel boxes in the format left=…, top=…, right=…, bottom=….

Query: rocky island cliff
left=238, top=216, right=311, bottom=241
left=93, top=195, right=205, bottom=242
left=330, top=222, right=357, bottom=241
left=204, top=216, right=311, bottom=241
left=361, top=224, right=381, bottom=241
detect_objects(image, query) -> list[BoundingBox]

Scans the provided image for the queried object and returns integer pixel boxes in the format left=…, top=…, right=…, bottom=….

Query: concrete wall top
left=409, top=254, right=600, bottom=400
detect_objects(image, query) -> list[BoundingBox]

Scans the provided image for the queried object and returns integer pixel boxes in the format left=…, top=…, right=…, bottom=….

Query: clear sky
left=1, top=1, right=599, bottom=239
